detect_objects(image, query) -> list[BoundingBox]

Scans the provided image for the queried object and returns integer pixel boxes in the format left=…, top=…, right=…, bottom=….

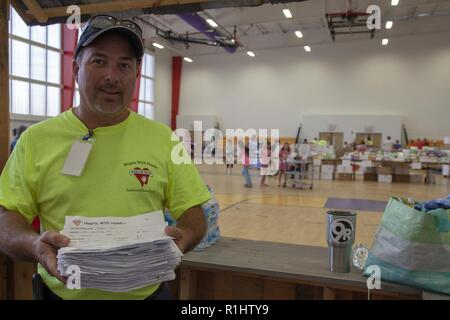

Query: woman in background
left=278, top=142, right=291, bottom=187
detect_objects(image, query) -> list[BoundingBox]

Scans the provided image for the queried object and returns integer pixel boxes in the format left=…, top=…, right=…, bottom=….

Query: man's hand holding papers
left=56, top=211, right=183, bottom=292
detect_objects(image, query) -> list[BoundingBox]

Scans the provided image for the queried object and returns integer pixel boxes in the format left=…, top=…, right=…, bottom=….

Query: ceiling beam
left=25, top=0, right=209, bottom=19
left=23, top=0, right=48, bottom=23
left=10, top=0, right=34, bottom=24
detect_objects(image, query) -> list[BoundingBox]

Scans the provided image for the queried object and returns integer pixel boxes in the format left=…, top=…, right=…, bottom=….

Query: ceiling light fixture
left=295, top=30, right=303, bottom=38
left=283, top=9, right=292, bottom=19
left=206, top=19, right=218, bottom=28
left=152, top=42, right=164, bottom=49
left=247, top=51, right=255, bottom=57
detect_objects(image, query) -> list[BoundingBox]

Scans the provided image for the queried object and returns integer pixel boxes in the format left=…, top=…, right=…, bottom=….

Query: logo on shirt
left=129, top=168, right=152, bottom=187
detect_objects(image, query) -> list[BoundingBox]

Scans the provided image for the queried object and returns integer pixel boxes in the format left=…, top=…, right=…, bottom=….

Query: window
left=9, top=7, right=62, bottom=116
left=138, top=53, right=155, bottom=119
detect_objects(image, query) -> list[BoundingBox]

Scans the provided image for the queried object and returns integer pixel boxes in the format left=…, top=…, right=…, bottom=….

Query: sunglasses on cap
left=82, top=15, right=143, bottom=37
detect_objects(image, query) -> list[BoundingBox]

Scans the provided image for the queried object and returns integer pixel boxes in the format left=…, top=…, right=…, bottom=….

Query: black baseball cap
left=74, top=15, right=144, bottom=60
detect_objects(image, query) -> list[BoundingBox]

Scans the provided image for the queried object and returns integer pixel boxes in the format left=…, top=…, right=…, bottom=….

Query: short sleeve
left=0, top=131, right=38, bottom=223
left=165, top=139, right=211, bottom=220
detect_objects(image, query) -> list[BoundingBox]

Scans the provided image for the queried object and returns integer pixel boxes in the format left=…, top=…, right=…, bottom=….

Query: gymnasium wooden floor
left=197, top=164, right=450, bottom=248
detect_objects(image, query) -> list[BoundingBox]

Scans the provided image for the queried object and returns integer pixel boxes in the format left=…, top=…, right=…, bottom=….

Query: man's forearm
left=0, top=207, right=39, bottom=261
left=177, top=205, right=207, bottom=253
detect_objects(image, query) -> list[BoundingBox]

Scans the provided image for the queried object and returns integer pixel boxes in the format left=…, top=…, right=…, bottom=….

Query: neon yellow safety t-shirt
left=0, top=109, right=211, bottom=299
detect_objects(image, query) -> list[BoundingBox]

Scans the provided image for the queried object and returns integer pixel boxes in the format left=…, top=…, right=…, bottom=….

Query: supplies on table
left=57, top=211, right=182, bottom=292
left=414, top=195, right=450, bottom=212
left=364, top=197, right=450, bottom=294
left=321, top=164, right=335, bottom=180
left=165, top=197, right=220, bottom=252
left=194, top=197, right=221, bottom=251
left=297, top=144, right=311, bottom=158
left=309, top=144, right=335, bottom=159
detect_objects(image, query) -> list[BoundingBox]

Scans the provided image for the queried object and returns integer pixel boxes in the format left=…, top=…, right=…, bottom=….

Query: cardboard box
left=338, top=173, right=354, bottom=181
left=321, top=165, right=335, bottom=173
left=364, top=173, right=378, bottom=181
left=361, top=160, right=373, bottom=167
left=393, top=174, right=410, bottom=183
left=337, top=165, right=353, bottom=174
left=355, top=173, right=364, bottom=181
left=411, top=162, right=422, bottom=170
left=364, top=167, right=376, bottom=174
left=410, top=174, right=424, bottom=183
left=342, top=160, right=352, bottom=167
left=443, top=165, right=449, bottom=177
left=321, top=171, right=334, bottom=180
left=312, top=166, right=320, bottom=180
left=394, top=167, right=410, bottom=175
left=434, top=175, right=449, bottom=185
left=377, top=167, right=393, bottom=175
left=378, top=174, right=393, bottom=183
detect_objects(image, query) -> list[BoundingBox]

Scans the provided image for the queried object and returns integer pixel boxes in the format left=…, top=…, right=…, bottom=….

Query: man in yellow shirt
left=0, top=15, right=210, bottom=299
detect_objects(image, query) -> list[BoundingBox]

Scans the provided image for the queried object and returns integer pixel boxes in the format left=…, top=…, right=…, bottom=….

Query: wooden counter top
left=181, top=237, right=422, bottom=297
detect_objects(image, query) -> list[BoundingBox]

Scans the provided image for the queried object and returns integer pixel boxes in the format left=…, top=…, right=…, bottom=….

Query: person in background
left=225, top=138, right=234, bottom=175
left=240, top=141, right=252, bottom=188
left=12, top=128, right=17, bottom=139
left=342, top=141, right=353, bottom=154
left=303, top=138, right=308, bottom=144
left=356, top=140, right=367, bottom=153
left=10, top=125, right=27, bottom=153
left=415, top=138, right=425, bottom=149
left=10, top=128, right=17, bottom=153
left=393, top=140, right=402, bottom=151
left=365, top=135, right=373, bottom=146
left=278, top=142, right=291, bottom=187
left=249, top=134, right=259, bottom=167
left=423, top=138, right=430, bottom=147
left=259, top=141, right=271, bottom=187
left=382, top=136, right=393, bottom=152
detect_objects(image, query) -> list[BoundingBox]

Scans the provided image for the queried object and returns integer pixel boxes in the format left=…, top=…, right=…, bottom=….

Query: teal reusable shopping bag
left=364, top=197, right=450, bottom=295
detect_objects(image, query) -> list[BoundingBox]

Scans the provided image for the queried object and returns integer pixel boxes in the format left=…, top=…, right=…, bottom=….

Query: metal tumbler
left=327, top=210, right=357, bottom=273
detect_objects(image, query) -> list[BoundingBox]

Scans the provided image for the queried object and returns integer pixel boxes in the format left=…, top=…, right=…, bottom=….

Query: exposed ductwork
left=17, top=0, right=310, bottom=53
left=175, top=13, right=237, bottom=53
left=144, top=0, right=309, bottom=16
left=146, top=1, right=308, bottom=54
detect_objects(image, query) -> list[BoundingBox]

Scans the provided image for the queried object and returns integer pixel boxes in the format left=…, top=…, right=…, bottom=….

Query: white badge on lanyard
left=61, top=131, right=95, bottom=177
